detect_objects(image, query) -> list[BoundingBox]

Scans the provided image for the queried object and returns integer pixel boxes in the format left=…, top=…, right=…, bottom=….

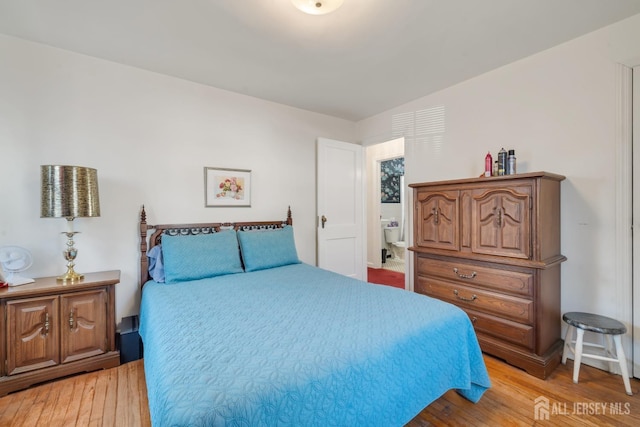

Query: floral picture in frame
left=204, top=167, right=251, bottom=207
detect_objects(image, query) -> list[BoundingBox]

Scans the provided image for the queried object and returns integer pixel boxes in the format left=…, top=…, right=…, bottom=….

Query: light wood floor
left=0, top=355, right=638, bottom=426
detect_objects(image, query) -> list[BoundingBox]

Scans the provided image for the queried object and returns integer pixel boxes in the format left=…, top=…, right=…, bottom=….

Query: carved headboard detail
left=138, top=206, right=293, bottom=287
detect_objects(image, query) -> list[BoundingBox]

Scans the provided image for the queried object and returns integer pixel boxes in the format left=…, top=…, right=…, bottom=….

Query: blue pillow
left=147, top=244, right=165, bottom=283
left=237, top=226, right=300, bottom=272
left=162, top=230, right=243, bottom=283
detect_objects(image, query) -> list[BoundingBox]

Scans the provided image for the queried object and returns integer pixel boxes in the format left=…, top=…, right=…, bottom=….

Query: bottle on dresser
left=507, top=150, right=516, bottom=175
left=497, top=148, right=507, bottom=176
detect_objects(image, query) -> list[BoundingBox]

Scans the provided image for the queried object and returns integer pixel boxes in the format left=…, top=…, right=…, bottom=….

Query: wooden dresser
left=409, top=172, right=565, bottom=379
left=0, top=270, right=120, bottom=395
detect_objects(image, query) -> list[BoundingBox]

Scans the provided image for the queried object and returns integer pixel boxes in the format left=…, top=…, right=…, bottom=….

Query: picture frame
left=204, top=167, right=252, bottom=207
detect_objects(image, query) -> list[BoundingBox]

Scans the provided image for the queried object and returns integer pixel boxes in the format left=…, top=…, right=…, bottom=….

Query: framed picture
left=204, top=167, right=251, bottom=207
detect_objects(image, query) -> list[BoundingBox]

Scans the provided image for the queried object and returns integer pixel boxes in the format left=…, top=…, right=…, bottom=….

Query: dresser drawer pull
left=453, top=289, right=477, bottom=302
left=471, top=317, right=478, bottom=324
left=453, top=268, right=477, bottom=279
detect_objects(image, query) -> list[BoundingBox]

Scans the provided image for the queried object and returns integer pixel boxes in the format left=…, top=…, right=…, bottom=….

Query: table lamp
left=41, top=165, right=100, bottom=282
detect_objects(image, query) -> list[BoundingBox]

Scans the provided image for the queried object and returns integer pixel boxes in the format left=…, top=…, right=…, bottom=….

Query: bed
left=137, top=207, right=490, bottom=426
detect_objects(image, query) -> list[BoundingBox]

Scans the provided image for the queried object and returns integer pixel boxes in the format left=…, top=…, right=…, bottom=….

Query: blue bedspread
left=139, top=263, right=490, bottom=426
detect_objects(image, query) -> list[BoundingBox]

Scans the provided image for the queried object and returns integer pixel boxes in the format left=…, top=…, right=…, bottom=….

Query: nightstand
left=0, top=270, right=121, bottom=396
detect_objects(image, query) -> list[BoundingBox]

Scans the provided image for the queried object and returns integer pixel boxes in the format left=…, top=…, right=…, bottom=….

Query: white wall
left=0, top=34, right=356, bottom=323
left=357, top=14, right=640, bottom=370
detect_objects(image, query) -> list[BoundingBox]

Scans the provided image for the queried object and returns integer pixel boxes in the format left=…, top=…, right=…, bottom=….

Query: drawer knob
left=453, top=268, right=477, bottom=279
left=454, top=289, right=477, bottom=302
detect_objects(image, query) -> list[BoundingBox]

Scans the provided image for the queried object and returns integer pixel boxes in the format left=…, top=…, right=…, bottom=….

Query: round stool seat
left=562, top=312, right=627, bottom=335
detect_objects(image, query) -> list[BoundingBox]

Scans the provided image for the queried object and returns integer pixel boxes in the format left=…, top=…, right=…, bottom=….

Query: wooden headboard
left=138, top=206, right=293, bottom=287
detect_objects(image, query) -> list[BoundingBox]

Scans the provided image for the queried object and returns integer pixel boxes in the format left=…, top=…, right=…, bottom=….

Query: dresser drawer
left=416, top=276, right=533, bottom=324
left=416, top=256, right=533, bottom=297
left=465, top=308, right=534, bottom=350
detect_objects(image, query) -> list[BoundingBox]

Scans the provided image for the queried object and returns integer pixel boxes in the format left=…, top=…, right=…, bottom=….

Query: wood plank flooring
left=408, top=356, right=639, bottom=426
left=0, top=361, right=150, bottom=427
left=0, top=355, right=637, bottom=426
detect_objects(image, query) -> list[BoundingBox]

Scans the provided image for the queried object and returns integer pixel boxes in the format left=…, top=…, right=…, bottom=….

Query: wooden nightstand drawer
left=416, top=276, right=533, bottom=324
left=417, top=257, right=533, bottom=297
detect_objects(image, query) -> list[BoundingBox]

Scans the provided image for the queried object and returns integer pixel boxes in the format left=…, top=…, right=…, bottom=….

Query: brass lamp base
left=57, top=267, right=84, bottom=282
left=58, top=227, right=83, bottom=283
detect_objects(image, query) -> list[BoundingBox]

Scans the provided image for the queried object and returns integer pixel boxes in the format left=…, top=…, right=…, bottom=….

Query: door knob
left=321, top=215, right=327, bottom=228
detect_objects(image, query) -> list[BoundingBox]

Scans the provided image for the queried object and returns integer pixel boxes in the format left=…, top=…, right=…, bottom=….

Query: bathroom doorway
left=380, top=158, right=405, bottom=269
left=365, top=138, right=406, bottom=289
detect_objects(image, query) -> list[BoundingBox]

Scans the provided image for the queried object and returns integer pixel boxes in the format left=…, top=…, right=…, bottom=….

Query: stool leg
left=562, top=325, right=574, bottom=364
left=572, top=328, right=585, bottom=384
left=604, top=334, right=615, bottom=373
left=612, top=335, right=632, bottom=395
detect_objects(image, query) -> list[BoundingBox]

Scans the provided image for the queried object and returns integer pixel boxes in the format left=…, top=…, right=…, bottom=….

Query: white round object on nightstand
left=0, top=246, right=35, bottom=286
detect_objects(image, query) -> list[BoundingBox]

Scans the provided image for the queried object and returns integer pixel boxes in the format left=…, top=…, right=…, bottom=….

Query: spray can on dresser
left=507, top=150, right=516, bottom=175
left=497, top=148, right=507, bottom=176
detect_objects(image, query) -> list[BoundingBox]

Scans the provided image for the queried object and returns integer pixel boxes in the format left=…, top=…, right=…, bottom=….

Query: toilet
left=383, top=226, right=405, bottom=260
left=392, top=241, right=406, bottom=260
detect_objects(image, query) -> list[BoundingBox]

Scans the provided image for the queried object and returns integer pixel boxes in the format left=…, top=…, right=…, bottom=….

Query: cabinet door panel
left=61, top=289, right=107, bottom=364
left=6, top=296, right=59, bottom=375
left=472, top=186, right=531, bottom=259
left=476, top=196, right=500, bottom=248
left=415, top=189, right=459, bottom=250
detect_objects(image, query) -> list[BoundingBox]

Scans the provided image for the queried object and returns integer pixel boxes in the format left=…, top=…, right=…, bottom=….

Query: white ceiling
left=1, top=0, right=640, bottom=121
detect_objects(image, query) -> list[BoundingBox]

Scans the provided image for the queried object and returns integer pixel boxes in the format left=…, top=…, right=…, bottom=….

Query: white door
left=317, top=138, right=365, bottom=280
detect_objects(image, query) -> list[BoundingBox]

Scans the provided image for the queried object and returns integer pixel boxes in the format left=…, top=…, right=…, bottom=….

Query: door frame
left=614, top=63, right=634, bottom=377
left=364, top=138, right=407, bottom=288
left=631, top=65, right=639, bottom=377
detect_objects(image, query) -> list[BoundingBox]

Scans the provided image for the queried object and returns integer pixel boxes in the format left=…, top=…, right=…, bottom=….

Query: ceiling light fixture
left=291, top=0, right=344, bottom=15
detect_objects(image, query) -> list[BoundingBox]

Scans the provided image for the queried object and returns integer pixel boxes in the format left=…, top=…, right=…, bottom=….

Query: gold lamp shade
left=41, top=165, right=100, bottom=219
left=41, top=165, right=100, bottom=282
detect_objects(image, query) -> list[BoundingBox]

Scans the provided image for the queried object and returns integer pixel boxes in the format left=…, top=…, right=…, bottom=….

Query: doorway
left=365, top=138, right=406, bottom=289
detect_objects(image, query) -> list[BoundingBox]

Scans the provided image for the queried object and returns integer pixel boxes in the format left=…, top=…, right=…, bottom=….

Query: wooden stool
left=562, top=312, right=632, bottom=395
